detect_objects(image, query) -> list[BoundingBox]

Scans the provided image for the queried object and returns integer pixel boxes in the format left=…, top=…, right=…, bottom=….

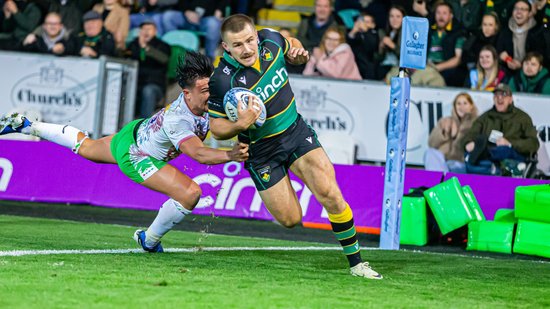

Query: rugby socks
left=145, top=199, right=192, bottom=248
left=22, top=122, right=80, bottom=150
left=328, top=203, right=362, bottom=267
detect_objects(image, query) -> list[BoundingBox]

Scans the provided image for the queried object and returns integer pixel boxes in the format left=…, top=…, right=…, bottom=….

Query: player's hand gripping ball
left=223, top=87, right=266, bottom=128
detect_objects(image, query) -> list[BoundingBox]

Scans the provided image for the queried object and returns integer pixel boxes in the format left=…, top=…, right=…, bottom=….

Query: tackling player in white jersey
left=0, top=51, right=250, bottom=252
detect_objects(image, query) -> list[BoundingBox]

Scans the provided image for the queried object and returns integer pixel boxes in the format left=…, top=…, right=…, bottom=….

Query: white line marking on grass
left=1, top=247, right=548, bottom=264
left=0, top=246, right=358, bottom=257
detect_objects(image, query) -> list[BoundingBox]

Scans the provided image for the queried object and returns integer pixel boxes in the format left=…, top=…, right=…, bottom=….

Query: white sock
left=145, top=199, right=192, bottom=248
left=23, top=122, right=80, bottom=150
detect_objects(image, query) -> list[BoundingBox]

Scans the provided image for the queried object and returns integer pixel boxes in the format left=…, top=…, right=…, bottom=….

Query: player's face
left=222, top=24, right=259, bottom=67
left=184, top=77, right=210, bottom=115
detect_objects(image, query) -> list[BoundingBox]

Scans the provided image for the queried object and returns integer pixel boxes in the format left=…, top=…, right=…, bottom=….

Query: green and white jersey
left=208, top=28, right=298, bottom=143
left=133, top=92, right=209, bottom=162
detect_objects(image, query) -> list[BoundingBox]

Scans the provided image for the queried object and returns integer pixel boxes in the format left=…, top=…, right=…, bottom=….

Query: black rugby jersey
left=208, top=28, right=298, bottom=143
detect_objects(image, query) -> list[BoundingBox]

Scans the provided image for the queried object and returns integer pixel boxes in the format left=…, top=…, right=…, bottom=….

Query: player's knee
left=187, top=184, right=202, bottom=205
left=315, top=185, right=339, bottom=203
left=278, top=216, right=301, bottom=228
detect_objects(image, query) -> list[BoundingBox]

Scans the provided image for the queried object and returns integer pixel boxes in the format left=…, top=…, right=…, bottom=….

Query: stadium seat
left=256, top=9, right=303, bottom=29
left=166, top=45, right=186, bottom=80
left=317, top=131, right=356, bottom=165
left=337, top=9, right=360, bottom=29
left=161, top=30, right=200, bottom=52
left=273, top=0, right=315, bottom=13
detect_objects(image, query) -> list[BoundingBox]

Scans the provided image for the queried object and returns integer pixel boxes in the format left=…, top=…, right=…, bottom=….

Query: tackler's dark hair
left=176, top=51, right=213, bottom=89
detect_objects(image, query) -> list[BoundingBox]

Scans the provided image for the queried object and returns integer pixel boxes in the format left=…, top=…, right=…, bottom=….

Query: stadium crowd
left=0, top=0, right=548, bottom=177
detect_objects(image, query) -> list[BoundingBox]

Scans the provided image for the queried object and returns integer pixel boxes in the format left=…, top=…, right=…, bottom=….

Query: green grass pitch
left=1, top=215, right=549, bottom=308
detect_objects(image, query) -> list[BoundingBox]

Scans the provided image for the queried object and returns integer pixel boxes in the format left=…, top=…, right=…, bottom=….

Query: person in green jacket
left=509, top=52, right=550, bottom=95
left=462, top=83, right=540, bottom=176
left=0, top=0, right=42, bottom=49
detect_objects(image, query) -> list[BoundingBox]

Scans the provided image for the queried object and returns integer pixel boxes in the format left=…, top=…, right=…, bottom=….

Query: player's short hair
left=176, top=51, right=213, bottom=89
left=221, top=14, right=255, bottom=40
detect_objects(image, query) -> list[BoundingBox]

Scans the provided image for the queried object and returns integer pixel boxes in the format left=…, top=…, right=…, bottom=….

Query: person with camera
left=346, top=11, right=378, bottom=80
left=462, top=83, right=539, bottom=176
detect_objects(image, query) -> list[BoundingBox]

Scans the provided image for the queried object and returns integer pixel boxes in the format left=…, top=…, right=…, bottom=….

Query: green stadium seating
left=515, top=184, right=550, bottom=223
left=513, top=219, right=550, bottom=258
left=399, top=196, right=428, bottom=246
left=467, top=221, right=515, bottom=254
left=337, top=9, right=360, bottom=29
left=166, top=45, right=186, bottom=81
left=462, top=185, right=486, bottom=221
left=161, top=30, right=200, bottom=51
left=424, top=177, right=474, bottom=235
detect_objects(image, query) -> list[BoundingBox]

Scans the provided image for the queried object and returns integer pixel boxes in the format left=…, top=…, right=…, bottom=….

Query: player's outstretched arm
left=179, top=135, right=249, bottom=164
left=285, top=37, right=310, bottom=65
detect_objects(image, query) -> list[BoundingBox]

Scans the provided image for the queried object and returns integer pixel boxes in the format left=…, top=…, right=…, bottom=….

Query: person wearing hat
left=126, top=20, right=171, bottom=118
left=462, top=83, right=539, bottom=176
left=76, top=10, right=116, bottom=58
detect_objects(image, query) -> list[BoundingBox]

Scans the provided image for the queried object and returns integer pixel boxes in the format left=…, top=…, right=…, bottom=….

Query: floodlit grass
left=1, top=215, right=549, bottom=309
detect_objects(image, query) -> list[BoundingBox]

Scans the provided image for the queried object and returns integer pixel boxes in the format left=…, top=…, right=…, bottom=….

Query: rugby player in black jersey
left=207, top=14, right=382, bottom=279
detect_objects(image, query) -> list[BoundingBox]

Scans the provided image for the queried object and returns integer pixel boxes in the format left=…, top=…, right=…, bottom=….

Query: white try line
left=1, top=247, right=548, bottom=264
left=0, top=246, right=363, bottom=257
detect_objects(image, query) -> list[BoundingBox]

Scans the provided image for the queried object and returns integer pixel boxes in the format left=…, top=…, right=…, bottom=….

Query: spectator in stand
left=161, top=1, right=227, bottom=61
left=485, top=0, right=516, bottom=25
left=347, top=11, right=378, bottom=80
left=20, top=12, right=78, bottom=55
left=0, top=0, right=41, bottom=50
left=462, top=12, right=500, bottom=70
left=496, top=0, right=538, bottom=75
left=127, top=20, right=171, bottom=118
left=384, top=64, right=446, bottom=87
left=279, top=27, right=305, bottom=74
left=509, top=52, right=550, bottom=95
left=530, top=0, right=550, bottom=69
left=376, top=5, right=405, bottom=80
left=129, top=0, right=177, bottom=36
left=303, top=26, right=361, bottom=80
left=427, top=2, right=466, bottom=87
left=47, top=0, right=88, bottom=35
left=467, top=45, right=506, bottom=92
left=447, top=0, right=484, bottom=34
left=411, top=0, right=437, bottom=18
left=424, top=92, right=478, bottom=173
left=93, top=0, right=130, bottom=51
left=296, top=0, right=342, bottom=52
left=462, top=83, right=539, bottom=176
left=77, top=10, right=116, bottom=58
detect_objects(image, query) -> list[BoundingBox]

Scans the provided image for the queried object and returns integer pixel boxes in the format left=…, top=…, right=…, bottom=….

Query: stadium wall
left=1, top=140, right=548, bottom=234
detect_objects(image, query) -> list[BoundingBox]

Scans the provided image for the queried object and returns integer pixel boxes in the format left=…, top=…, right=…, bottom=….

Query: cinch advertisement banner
left=399, top=16, right=428, bottom=70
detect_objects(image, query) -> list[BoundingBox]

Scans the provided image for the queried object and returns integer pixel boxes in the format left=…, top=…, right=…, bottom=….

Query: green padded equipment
left=513, top=219, right=550, bottom=258
left=467, top=221, right=514, bottom=254
left=494, top=209, right=517, bottom=223
left=515, top=185, right=550, bottom=223
left=399, top=196, right=428, bottom=246
left=462, top=185, right=486, bottom=221
left=424, top=177, right=474, bottom=235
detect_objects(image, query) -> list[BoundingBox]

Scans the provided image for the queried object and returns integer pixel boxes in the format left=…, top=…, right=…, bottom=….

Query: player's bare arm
left=178, top=135, right=249, bottom=164
left=210, top=96, right=262, bottom=140
left=285, top=37, right=310, bottom=65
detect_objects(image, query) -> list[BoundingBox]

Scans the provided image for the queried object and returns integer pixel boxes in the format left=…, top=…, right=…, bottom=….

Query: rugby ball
left=223, top=87, right=266, bottom=128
